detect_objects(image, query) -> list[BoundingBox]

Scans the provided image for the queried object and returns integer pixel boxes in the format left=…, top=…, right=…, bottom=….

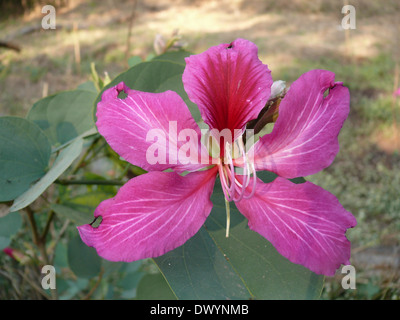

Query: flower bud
left=3, top=247, right=29, bottom=264
left=270, top=80, right=286, bottom=99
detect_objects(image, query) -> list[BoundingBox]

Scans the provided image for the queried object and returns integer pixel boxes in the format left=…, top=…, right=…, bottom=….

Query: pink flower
left=78, top=39, right=356, bottom=276
left=394, top=87, right=400, bottom=97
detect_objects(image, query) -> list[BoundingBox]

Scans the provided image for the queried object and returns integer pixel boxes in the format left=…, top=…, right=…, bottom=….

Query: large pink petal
left=183, top=38, right=273, bottom=137
left=78, top=168, right=218, bottom=262
left=96, top=82, right=209, bottom=172
left=247, top=70, right=349, bottom=178
left=234, top=177, right=357, bottom=276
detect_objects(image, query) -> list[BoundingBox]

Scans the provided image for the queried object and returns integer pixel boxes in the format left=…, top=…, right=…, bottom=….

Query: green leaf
left=62, top=191, right=114, bottom=216
left=27, top=90, right=97, bottom=147
left=58, top=278, right=89, bottom=300
left=97, top=57, right=201, bottom=122
left=152, top=50, right=191, bottom=65
left=52, top=127, right=97, bottom=153
left=154, top=227, right=251, bottom=300
left=54, top=242, right=68, bottom=269
left=0, top=116, right=51, bottom=202
left=10, top=138, right=83, bottom=212
left=117, top=261, right=144, bottom=299
left=0, top=212, right=22, bottom=250
left=135, top=273, right=177, bottom=300
left=67, top=235, right=102, bottom=279
left=50, top=203, right=94, bottom=226
left=77, top=81, right=98, bottom=93
left=127, top=56, right=143, bottom=68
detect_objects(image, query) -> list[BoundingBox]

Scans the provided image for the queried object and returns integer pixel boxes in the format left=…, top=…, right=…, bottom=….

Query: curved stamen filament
left=219, top=136, right=257, bottom=203
left=218, top=164, right=232, bottom=201
left=239, top=138, right=252, bottom=189
left=243, top=162, right=257, bottom=199
left=224, top=142, right=236, bottom=196
left=232, top=137, right=250, bottom=202
left=224, top=197, right=230, bottom=238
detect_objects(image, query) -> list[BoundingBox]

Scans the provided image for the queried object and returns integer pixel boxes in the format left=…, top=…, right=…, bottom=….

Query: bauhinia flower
left=78, top=38, right=356, bottom=276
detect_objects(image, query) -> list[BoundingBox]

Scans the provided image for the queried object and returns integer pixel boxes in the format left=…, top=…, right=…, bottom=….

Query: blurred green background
left=0, top=0, right=399, bottom=299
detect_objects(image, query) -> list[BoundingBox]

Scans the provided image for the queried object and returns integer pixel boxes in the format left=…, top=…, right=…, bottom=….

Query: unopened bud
left=270, top=80, right=286, bottom=99
left=3, top=247, right=28, bottom=263
left=154, top=34, right=166, bottom=55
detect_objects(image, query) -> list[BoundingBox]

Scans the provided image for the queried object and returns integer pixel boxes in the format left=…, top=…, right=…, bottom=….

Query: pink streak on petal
left=234, top=177, right=357, bottom=276
left=78, top=168, right=218, bottom=262
left=96, top=83, right=209, bottom=172
left=249, top=70, right=350, bottom=179
left=182, top=38, right=273, bottom=136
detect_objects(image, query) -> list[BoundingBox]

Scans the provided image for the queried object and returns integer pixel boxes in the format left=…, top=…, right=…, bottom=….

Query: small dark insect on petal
left=89, top=216, right=103, bottom=228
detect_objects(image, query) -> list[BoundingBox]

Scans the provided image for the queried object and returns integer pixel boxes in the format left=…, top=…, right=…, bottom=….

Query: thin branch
left=55, top=179, right=124, bottom=186
left=0, top=269, right=22, bottom=298
left=0, top=41, right=21, bottom=52
left=25, top=206, right=40, bottom=246
left=41, top=210, right=55, bottom=244
left=70, top=136, right=101, bottom=175
left=25, top=207, right=58, bottom=300
left=48, top=219, right=70, bottom=263
left=82, top=268, right=104, bottom=300
left=16, top=270, right=50, bottom=300
left=125, top=0, right=138, bottom=66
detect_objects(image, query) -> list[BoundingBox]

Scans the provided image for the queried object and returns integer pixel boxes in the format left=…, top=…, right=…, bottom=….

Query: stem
left=125, top=0, right=138, bottom=66
left=25, top=207, right=58, bottom=300
left=26, top=207, right=40, bottom=246
left=83, top=139, right=107, bottom=165
left=70, top=136, right=101, bottom=175
left=225, top=197, right=231, bottom=238
left=82, top=268, right=104, bottom=300
left=41, top=210, right=55, bottom=244
left=55, top=179, right=124, bottom=186
left=48, top=219, right=70, bottom=263
left=392, top=62, right=399, bottom=151
left=17, top=270, right=50, bottom=300
left=119, top=163, right=132, bottom=180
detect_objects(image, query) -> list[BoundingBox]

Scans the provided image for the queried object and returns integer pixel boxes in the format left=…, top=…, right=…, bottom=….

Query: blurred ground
left=1, top=0, right=399, bottom=299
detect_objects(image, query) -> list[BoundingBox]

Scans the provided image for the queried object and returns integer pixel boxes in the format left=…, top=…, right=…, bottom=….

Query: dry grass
left=1, top=0, right=398, bottom=117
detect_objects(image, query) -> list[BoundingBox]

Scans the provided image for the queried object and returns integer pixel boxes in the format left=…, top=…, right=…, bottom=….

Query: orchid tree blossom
left=78, top=38, right=356, bottom=276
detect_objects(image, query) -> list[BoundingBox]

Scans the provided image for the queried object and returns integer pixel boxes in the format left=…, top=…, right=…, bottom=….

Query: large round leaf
left=27, top=90, right=97, bottom=147
left=0, top=212, right=22, bottom=250
left=67, top=235, right=102, bottom=279
left=152, top=50, right=192, bottom=64
left=135, top=273, right=177, bottom=300
left=154, top=228, right=250, bottom=300
left=0, top=116, right=51, bottom=201
left=9, top=138, right=83, bottom=212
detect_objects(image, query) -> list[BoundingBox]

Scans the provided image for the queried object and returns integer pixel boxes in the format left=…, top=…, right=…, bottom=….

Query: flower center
left=217, top=136, right=257, bottom=202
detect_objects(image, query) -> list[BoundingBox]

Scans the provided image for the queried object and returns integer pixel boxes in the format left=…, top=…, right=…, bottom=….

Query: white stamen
left=243, top=162, right=257, bottom=199
left=219, top=136, right=257, bottom=203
